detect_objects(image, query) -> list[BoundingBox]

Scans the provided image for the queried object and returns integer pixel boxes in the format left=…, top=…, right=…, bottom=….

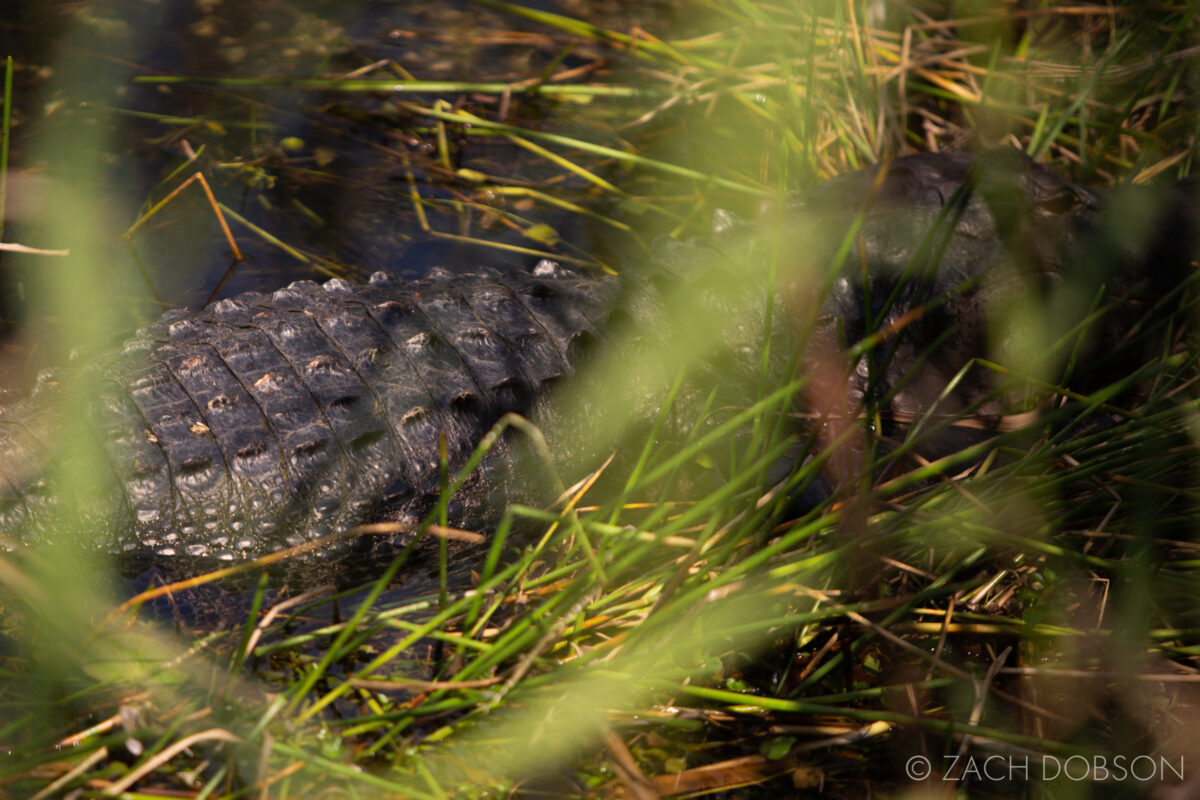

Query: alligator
left=0, top=149, right=1190, bottom=566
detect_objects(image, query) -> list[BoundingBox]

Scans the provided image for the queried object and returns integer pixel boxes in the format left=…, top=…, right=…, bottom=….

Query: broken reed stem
left=123, top=171, right=243, bottom=260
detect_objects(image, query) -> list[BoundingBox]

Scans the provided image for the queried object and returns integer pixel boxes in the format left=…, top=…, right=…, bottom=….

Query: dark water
left=0, top=0, right=675, bottom=356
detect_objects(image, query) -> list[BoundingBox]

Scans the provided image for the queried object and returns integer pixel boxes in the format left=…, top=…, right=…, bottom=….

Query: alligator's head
left=775, top=148, right=1192, bottom=493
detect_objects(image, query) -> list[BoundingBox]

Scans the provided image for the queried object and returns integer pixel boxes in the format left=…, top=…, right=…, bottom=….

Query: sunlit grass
left=1, top=1, right=1198, bottom=797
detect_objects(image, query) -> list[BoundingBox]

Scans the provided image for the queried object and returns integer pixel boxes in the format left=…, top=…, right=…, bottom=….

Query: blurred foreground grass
left=2, top=1, right=1200, bottom=797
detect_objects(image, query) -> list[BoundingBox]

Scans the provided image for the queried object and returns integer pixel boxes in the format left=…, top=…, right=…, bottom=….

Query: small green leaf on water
left=280, top=136, right=304, bottom=152
left=456, top=168, right=488, bottom=183
left=762, top=736, right=795, bottom=760
left=523, top=223, right=560, bottom=246
left=725, top=677, right=752, bottom=693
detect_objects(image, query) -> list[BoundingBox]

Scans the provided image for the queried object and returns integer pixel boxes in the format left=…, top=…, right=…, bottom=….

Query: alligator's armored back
left=0, top=263, right=619, bottom=559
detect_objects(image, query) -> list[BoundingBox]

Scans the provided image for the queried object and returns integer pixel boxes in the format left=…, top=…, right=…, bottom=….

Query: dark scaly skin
left=0, top=263, right=617, bottom=559
left=0, top=149, right=1188, bottom=563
